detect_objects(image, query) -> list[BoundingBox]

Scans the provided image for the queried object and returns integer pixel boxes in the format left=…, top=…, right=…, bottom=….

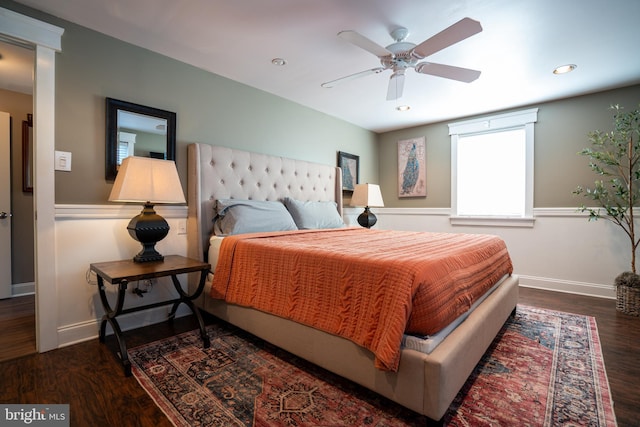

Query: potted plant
left=574, top=104, right=640, bottom=316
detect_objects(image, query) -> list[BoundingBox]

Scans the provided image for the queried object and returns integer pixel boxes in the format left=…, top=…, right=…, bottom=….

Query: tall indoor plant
left=574, top=104, right=640, bottom=315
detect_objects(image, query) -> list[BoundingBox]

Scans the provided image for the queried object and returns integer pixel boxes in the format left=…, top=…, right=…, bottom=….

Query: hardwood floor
left=0, top=295, right=36, bottom=362
left=0, top=288, right=637, bottom=426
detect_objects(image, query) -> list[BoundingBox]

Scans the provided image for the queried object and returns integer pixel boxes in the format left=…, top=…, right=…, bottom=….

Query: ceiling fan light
left=553, top=64, right=576, bottom=74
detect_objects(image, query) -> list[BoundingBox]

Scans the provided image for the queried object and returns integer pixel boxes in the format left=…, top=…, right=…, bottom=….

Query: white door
left=0, top=111, right=12, bottom=299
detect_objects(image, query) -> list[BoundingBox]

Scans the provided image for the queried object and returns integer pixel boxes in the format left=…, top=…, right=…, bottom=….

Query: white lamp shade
left=109, top=156, right=186, bottom=204
left=351, top=183, right=384, bottom=207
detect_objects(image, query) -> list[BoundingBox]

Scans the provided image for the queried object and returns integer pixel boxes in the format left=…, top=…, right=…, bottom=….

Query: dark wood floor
left=0, top=288, right=638, bottom=426
left=0, top=295, right=36, bottom=363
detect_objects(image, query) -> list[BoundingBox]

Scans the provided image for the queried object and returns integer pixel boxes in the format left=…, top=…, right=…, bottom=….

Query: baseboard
left=519, top=275, right=616, bottom=299
left=57, top=305, right=192, bottom=348
left=12, top=282, right=35, bottom=297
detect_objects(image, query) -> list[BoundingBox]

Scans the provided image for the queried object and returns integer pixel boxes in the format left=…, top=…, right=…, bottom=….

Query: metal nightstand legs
left=97, top=269, right=210, bottom=376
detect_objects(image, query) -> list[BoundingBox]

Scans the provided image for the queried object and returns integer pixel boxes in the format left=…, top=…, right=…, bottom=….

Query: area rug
left=129, top=305, right=617, bottom=426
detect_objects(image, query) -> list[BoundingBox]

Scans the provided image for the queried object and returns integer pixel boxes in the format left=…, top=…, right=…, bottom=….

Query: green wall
left=3, top=0, right=639, bottom=212
left=378, top=85, right=640, bottom=208
left=0, top=0, right=377, bottom=205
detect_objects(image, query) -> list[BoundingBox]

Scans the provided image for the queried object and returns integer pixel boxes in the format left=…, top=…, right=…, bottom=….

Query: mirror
left=105, top=97, right=176, bottom=181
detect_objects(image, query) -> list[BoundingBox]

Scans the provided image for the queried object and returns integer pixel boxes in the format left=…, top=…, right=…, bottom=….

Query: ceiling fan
left=321, top=17, right=483, bottom=101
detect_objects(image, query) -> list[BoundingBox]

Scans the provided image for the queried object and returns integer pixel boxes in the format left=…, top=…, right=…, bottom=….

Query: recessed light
left=271, top=58, right=287, bottom=66
left=553, top=64, right=577, bottom=74
left=396, top=105, right=410, bottom=112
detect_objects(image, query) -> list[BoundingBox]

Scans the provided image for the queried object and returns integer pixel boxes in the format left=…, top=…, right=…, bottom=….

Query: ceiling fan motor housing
left=382, top=43, right=419, bottom=70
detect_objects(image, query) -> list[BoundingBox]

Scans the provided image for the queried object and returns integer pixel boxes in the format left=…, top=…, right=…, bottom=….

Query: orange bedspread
left=211, top=228, right=513, bottom=371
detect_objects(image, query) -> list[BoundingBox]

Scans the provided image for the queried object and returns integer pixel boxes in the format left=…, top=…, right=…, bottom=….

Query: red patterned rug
left=129, top=305, right=616, bottom=426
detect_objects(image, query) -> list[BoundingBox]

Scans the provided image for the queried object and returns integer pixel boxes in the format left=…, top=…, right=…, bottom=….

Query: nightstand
left=90, top=255, right=211, bottom=376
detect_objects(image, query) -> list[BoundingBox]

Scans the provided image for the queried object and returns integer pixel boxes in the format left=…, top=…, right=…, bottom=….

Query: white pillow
left=214, top=199, right=297, bottom=235
left=283, top=197, right=345, bottom=229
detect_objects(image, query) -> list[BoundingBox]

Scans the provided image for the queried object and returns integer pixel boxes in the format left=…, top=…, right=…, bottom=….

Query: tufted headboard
left=187, top=143, right=343, bottom=263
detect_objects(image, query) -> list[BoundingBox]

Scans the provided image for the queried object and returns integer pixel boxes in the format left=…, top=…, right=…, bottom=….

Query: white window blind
left=117, top=131, right=136, bottom=165
left=117, top=141, right=129, bottom=165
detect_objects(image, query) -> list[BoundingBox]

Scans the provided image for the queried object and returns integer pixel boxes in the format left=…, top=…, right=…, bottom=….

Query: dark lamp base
left=132, top=248, right=165, bottom=263
left=357, top=206, right=377, bottom=228
left=127, top=203, right=170, bottom=263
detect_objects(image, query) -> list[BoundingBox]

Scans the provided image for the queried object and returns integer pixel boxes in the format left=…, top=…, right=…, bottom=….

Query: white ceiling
left=4, top=0, right=640, bottom=133
left=0, top=39, right=33, bottom=95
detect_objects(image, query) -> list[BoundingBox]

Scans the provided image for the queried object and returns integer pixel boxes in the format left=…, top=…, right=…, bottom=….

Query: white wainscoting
left=344, top=207, right=626, bottom=300
left=53, top=204, right=622, bottom=348
left=54, top=204, right=189, bottom=347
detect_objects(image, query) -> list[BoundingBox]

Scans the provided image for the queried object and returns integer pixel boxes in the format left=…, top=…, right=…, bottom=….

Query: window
left=449, top=108, right=538, bottom=227
left=117, top=141, right=130, bottom=165
left=117, top=131, right=136, bottom=165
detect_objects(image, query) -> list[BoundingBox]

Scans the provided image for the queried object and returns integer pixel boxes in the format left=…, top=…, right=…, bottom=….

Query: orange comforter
left=211, top=228, right=513, bottom=371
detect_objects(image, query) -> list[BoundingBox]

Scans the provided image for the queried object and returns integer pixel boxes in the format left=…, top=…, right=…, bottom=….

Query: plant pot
left=616, top=285, right=640, bottom=316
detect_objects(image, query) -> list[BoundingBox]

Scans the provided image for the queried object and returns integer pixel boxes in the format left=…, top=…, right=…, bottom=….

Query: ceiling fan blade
left=338, top=30, right=394, bottom=58
left=415, top=62, right=481, bottom=83
left=386, top=70, right=405, bottom=101
left=412, top=17, right=482, bottom=59
left=321, top=67, right=386, bottom=88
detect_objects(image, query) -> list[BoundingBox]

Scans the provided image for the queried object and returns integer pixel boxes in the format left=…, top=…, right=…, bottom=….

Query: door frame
left=0, top=7, right=64, bottom=352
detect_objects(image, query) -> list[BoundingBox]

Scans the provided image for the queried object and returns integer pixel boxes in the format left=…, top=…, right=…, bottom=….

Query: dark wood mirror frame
left=105, top=97, right=177, bottom=181
left=22, top=113, right=33, bottom=192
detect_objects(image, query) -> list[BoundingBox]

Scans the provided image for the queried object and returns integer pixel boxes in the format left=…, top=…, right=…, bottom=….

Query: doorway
left=1, top=6, right=64, bottom=354
left=0, top=39, right=37, bottom=360
left=0, top=111, right=10, bottom=300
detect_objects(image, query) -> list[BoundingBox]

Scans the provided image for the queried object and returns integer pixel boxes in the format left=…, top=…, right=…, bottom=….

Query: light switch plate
left=54, top=151, right=72, bottom=171
left=177, top=219, right=187, bottom=235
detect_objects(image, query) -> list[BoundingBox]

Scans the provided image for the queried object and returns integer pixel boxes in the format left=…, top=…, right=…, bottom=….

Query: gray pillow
left=214, top=199, right=298, bottom=235
left=283, top=197, right=345, bottom=229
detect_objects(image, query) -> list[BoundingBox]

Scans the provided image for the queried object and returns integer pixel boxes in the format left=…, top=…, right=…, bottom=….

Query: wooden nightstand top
left=90, top=255, right=210, bottom=284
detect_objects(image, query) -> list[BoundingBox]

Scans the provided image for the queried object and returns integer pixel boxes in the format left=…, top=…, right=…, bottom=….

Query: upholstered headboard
left=187, top=143, right=343, bottom=263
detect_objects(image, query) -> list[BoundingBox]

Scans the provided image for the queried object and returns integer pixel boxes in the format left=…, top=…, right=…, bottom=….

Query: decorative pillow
left=283, top=197, right=345, bottom=229
left=213, top=199, right=298, bottom=235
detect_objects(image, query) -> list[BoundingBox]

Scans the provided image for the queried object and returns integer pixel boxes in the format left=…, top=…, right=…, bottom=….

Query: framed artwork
left=337, top=151, right=359, bottom=192
left=397, top=137, right=426, bottom=198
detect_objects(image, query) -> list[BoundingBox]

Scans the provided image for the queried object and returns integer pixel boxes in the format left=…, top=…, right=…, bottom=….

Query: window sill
left=450, top=216, right=535, bottom=228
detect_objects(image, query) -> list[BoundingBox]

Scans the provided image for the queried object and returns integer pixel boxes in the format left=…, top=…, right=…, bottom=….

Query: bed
left=186, top=142, right=519, bottom=421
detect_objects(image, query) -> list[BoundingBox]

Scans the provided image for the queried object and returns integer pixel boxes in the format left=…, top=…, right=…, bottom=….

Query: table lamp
left=351, top=183, right=384, bottom=228
left=109, top=156, right=186, bottom=262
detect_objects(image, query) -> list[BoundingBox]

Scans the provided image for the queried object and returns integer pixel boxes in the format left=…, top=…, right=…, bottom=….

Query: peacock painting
left=338, top=151, right=359, bottom=192
left=398, top=137, right=426, bottom=197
